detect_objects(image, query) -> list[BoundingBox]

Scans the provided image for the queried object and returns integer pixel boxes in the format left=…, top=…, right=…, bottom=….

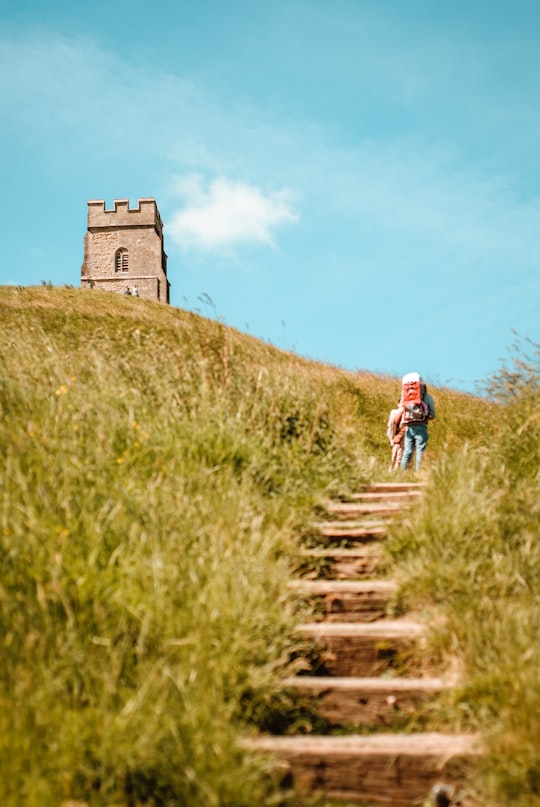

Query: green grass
left=387, top=336, right=540, bottom=807
left=0, top=286, right=496, bottom=806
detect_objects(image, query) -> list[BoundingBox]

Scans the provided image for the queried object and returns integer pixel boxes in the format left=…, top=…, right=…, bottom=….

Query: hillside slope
left=0, top=286, right=493, bottom=806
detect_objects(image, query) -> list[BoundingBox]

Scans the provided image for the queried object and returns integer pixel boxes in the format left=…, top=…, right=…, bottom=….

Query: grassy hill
left=0, top=286, right=536, bottom=806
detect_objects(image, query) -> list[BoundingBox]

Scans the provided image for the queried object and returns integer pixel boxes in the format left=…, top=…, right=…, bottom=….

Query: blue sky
left=1, top=0, right=539, bottom=393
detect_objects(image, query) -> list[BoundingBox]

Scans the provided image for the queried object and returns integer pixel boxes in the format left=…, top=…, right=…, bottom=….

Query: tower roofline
left=87, top=198, right=158, bottom=212
left=87, top=198, right=163, bottom=234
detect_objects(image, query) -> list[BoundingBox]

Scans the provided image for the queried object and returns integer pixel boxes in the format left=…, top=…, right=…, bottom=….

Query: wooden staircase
left=244, top=483, right=480, bottom=806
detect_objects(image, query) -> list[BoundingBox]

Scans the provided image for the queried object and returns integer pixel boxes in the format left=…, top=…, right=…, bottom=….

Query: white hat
left=402, top=372, right=422, bottom=384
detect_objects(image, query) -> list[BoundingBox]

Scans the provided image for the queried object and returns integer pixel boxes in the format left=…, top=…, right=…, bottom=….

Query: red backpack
left=400, top=372, right=428, bottom=424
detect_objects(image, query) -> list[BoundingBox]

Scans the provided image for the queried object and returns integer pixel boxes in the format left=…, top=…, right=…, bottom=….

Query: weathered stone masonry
left=80, top=198, right=171, bottom=303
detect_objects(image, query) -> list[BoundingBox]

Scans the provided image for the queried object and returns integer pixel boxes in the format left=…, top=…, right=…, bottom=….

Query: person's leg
left=400, top=430, right=414, bottom=470
left=414, top=425, right=428, bottom=471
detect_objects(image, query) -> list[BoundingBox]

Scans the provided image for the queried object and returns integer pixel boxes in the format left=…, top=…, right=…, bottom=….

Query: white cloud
left=167, top=175, right=299, bottom=252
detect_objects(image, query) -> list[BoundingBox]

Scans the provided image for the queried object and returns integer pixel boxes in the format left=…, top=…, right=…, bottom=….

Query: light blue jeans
left=400, top=423, right=428, bottom=472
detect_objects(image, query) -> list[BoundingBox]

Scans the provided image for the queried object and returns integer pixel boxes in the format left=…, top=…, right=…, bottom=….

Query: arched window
left=115, top=248, right=129, bottom=273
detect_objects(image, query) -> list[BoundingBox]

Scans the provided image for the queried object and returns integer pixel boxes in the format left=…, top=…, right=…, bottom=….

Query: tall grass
left=388, top=337, right=540, bottom=806
left=0, top=286, right=491, bottom=806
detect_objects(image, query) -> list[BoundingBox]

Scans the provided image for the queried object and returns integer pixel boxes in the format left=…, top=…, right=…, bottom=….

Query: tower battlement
left=87, top=198, right=163, bottom=238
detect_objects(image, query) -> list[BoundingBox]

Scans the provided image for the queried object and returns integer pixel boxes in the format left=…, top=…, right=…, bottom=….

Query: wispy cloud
left=167, top=175, right=299, bottom=252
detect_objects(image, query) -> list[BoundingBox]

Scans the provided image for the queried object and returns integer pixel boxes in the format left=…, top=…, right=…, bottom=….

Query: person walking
left=386, top=402, right=406, bottom=470
left=399, top=374, right=436, bottom=472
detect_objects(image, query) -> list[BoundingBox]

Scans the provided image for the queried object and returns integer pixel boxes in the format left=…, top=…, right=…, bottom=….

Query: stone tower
left=80, top=198, right=170, bottom=303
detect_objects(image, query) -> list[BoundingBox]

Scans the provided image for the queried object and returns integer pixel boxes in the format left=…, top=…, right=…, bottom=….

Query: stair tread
left=365, top=482, right=425, bottom=491
left=317, top=527, right=387, bottom=539
left=317, top=519, right=389, bottom=528
left=326, top=502, right=406, bottom=513
left=245, top=732, right=480, bottom=755
left=347, top=492, right=421, bottom=501
left=290, top=579, right=397, bottom=593
left=301, top=547, right=382, bottom=557
left=280, top=676, right=451, bottom=691
left=297, top=619, right=424, bottom=637
left=318, top=525, right=387, bottom=533
left=300, top=546, right=381, bottom=560
left=314, top=519, right=388, bottom=530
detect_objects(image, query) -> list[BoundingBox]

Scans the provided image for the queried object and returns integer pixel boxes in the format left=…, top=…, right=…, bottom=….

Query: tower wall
left=81, top=198, right=170, bottom=303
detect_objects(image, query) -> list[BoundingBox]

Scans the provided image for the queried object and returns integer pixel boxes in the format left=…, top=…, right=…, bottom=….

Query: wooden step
left=279, top=676, right=451, bottom=727
left=325, top=502, right=408, bottom=518
left=289, top=579, right=397, bottom=622
left=365, top=482, right=426, bottom=493
left=299, top=546, right=382, bottom=579
left=297, top=619, right=425, bottom=676
left=243, top=732, right=480, bottom=807
left=315, top=522, right=388, bottom=541
left=347, top=491, right=422, bottom=503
